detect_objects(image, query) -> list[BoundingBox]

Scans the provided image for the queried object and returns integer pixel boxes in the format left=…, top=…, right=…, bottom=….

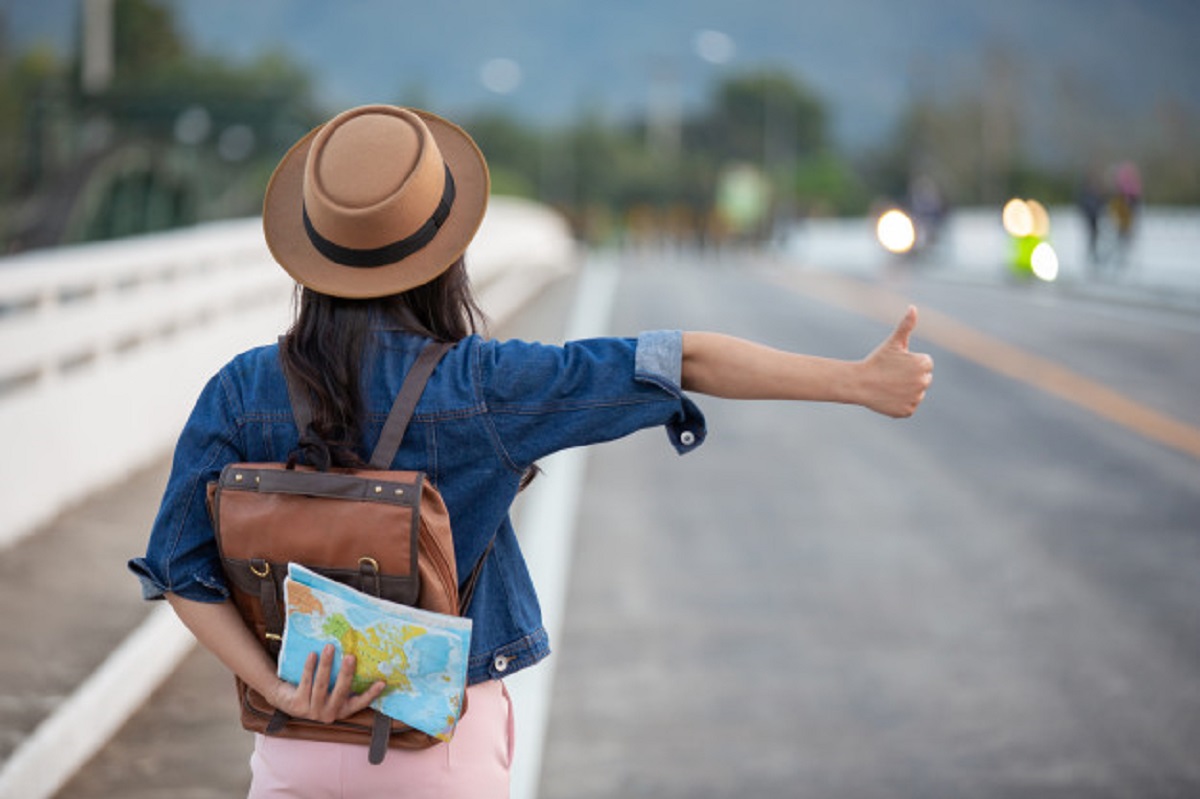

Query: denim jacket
left=129, top=329, right=706, bottom=684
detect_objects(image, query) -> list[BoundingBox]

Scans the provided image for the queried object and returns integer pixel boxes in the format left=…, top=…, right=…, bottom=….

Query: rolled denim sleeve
left=633, top=330, right=706, bottom=454
left=128, top=369, right=242, bottom=603
left=478, top=331, right=706, bottom=468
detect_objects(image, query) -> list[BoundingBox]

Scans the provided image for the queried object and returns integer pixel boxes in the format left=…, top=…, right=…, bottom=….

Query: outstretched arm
left=681, top=306, right=933, bottom=418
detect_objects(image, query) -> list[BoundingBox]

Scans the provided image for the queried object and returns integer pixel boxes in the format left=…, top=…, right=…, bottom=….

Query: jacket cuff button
left=493, top=655, right=511, bottom=673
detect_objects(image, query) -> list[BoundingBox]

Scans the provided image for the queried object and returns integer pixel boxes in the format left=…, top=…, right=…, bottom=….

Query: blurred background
left=2, top=3, right=1199, bottom=799
left=0, top=0, right=1196, bottom=252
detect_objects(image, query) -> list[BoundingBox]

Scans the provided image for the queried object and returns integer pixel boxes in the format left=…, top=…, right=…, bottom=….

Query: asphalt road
left=535, top=255, right=1200, bottom=798
left=50, top=251, right=1200, bottom=798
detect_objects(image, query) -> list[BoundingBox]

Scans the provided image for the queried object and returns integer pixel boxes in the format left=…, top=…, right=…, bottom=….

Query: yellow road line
left=777, top=271, right=1200, bottom=462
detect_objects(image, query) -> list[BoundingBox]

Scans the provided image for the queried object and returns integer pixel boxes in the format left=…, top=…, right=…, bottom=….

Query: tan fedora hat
left=262, top=105, right=489, bottom=299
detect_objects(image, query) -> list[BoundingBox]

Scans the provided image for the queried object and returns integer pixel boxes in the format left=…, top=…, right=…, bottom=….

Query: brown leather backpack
left=210, top=340, right=487, bottom=764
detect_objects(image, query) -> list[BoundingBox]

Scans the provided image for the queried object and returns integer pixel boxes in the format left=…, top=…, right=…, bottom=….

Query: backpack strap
left=369, top=339, right=493, bottom=615
left=278, top=336, right=315, bottom=440
left=457, top=538, right=495, bottom=615
left=368, top=712, right=392, bottom=765
left=368, top=340, right=453, bottom=469
left=277, top=337, right=452, bottom=469
left=278, top=338, right=491, bottom=610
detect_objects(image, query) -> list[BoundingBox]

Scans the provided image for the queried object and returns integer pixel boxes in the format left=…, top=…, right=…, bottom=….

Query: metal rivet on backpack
left=394, top=488, right=404, bottom=496
left=234, top=473, right=243, bottom=482
left=374, top=486, right=383, bottom=494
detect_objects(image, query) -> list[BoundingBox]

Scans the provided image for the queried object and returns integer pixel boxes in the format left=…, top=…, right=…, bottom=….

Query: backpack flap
left=212, top=463, right=424, bottom=640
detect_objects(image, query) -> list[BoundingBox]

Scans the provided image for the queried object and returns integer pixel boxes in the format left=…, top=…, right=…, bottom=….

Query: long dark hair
left=279, top=257, right=485, bottom=467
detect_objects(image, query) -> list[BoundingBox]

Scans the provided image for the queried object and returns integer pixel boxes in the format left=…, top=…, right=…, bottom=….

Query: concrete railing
left=0, top=197, right=576, bottom=549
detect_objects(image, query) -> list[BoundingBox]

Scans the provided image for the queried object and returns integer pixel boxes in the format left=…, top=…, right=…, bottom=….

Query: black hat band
left=302, top=165, right=457, bottom=269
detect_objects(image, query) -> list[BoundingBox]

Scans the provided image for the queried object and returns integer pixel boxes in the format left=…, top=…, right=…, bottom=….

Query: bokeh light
left=1026, top=199, right=1051, bottom=238
left=694, top=30, right=736, bottom=64
left=1002, top=198, right=1033, bottom=238
left=480, top=58, right=522, bottom=94
left=1030, top=241, right=1059, bottom=281
left=876, top=209, right=916, bottom=254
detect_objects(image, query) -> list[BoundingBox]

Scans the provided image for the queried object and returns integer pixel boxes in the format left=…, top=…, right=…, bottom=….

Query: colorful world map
left=278, top=563, right=472, bottom=742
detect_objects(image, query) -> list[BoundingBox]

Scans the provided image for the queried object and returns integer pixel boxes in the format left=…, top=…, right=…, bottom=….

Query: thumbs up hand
left=857, top=306, right=934, bottom=418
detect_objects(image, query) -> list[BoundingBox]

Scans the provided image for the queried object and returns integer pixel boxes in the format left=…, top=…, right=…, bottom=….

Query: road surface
left=43, top=250, right=1200, bottom=798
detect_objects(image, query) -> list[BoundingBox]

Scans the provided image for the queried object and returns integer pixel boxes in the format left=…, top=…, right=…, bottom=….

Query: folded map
left=278, top=562, right=473, bottom=742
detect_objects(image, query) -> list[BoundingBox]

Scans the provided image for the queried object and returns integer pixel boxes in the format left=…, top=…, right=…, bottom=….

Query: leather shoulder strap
left=368, top=340, right=453, bottom=469
left=457, top=535, right=495, bottom=615
left=278, top=336, right=314, bottom=437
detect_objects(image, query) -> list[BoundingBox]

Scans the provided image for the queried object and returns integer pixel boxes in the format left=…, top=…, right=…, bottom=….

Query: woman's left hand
left=855, top=306, right=934, bottom=418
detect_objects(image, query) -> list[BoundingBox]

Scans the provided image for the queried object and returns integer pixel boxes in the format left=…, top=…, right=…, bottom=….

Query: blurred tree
left=1143, top=98, right=1200, bottom=203
left=864, top=95, right=968, bottom=205
left=691, top=70, right=827, bottom=166
left=466, top=112, right=543, bottom=198
left=467, top=70, right=841, bottom=243
left=866, top=42, right=1200, bottom=209
left=793, top=150, right=867, bottom=216
left=0, top=41, right=70, bottom=247
left=578, top=114, right=716, bottom=243
left=111, top=0, right=187, bottom=87
left=0, top=0, right=321, bottom=251
left=685, top=70, right=829, bottom=232
left=867, top=89, right=1028, bottom=209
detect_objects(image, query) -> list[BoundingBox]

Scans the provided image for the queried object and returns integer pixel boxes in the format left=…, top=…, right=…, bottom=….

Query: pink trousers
left=247, top=680, right=514, bottom=799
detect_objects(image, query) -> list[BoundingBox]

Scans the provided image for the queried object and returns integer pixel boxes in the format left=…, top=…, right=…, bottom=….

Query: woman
left=130, top=105, right=932, bottom=797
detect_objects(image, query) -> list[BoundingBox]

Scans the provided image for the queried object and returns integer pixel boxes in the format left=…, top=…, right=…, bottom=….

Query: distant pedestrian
left=1109, top=161, right=1142, bottom=265
left=1076, top=169, right=1108, bottom=268
left=908, top=173, right=947, bottom=251
left=130, top=104, right=933, bottom=798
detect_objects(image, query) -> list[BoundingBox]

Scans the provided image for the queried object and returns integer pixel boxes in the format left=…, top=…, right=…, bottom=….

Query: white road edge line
left=0, top=258, right=610, bottom=799
left=507, top=255, right=620, bottom=799
left=0, top=604, right=194, bottom=799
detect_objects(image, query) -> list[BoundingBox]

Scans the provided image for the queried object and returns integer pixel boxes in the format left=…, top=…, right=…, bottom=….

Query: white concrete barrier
left=0, top=197, right=576, bottom=550
left=783, top=206, right=1200, bottom=290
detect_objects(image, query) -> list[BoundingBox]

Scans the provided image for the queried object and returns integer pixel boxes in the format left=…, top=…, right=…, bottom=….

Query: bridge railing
left=0, top=197, right=576, bottom=549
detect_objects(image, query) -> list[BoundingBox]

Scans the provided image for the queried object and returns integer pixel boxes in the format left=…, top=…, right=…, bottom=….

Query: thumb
left=889, top=306, right=918, bottom=351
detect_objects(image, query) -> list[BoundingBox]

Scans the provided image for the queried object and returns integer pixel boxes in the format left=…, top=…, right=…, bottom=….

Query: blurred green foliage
left=0, top=0, right=321, bottom=252
left=0, top=0, right=1195, bottom=251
